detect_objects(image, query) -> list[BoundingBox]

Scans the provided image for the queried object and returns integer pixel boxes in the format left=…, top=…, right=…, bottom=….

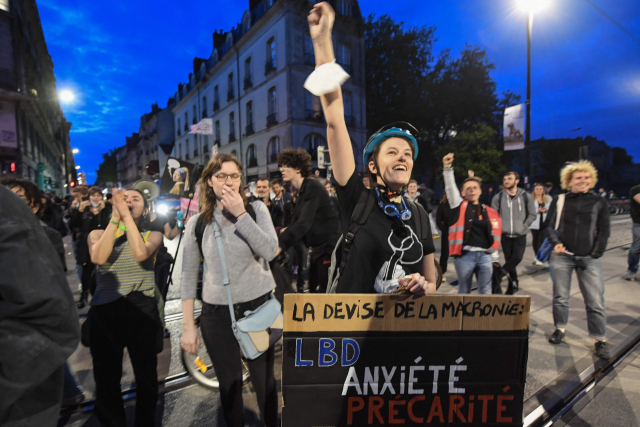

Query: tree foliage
left=364, top=15, right=521, bottom=184
left=611, top=147, right=633, bottom=166
left=95, top=148, right=118, bottom=185
left=435, top=124, right=508, bottom=185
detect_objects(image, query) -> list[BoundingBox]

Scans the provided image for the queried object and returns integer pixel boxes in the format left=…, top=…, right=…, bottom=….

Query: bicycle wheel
left=181, top=315, right=251, bottom=390
left=434, top=259, right=443, bottom=290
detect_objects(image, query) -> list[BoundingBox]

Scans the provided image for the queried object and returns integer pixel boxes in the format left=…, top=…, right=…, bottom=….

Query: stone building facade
left=169, top=0, right=366, bottom=183
left=0, top=0, right=74, bottom=195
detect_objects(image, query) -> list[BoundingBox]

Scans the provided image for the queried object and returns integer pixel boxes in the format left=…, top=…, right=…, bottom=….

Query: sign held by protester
left=189, top=118, right=214, bottom=135
left=504, top=104, right=525, bottom=151
left=159, top=157, right=196, bottom=197
left=281, top=294, right=530, bottom=426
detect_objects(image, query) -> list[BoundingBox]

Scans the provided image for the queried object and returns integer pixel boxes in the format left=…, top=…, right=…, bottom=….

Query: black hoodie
left=543, top=191, right=610, bottom=258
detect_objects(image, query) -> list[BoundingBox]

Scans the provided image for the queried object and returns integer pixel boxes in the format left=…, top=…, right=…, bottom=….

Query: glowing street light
left=59, top=90, right=75, bottom=103
left=72, top=148, right=79, bottom=154
left=75, top=165, right=81, bottom=170
left=516, top=0, right=550, bottom=188
left=517, top=0, right=550, bottom=13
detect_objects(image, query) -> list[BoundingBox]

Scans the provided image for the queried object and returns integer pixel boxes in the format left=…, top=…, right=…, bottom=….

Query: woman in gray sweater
left=181, top=154, right=278, bottom=427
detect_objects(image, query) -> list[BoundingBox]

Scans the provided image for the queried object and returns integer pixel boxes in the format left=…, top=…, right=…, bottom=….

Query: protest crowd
left=1, top=3, right=639, bottom=427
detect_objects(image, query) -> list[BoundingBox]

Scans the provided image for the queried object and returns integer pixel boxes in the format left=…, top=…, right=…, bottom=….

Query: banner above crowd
left=503, top=104, right=525, bottom=151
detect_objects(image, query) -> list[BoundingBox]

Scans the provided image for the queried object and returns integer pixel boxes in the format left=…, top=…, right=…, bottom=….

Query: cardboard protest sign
left=159, top=157, right=195, bottom=197
left=282, top=294, right=530, bottom=427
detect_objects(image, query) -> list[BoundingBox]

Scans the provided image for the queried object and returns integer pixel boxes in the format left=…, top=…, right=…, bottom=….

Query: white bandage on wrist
left=303, top=59, right=350, bottom=96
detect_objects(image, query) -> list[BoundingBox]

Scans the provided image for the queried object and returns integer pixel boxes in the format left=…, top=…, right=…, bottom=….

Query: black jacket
left=435, top=202, right=450, bottom=235
left=69, top=204, right=111, bottom=264
left=543, top=191, right=610, bottom=258
left=268, top=192, right=293, bottom=228
left=279, top=178, right=340, bottom=252
left=41, top=221, right=67, bottom=271
left=0, top=186, right=80, bottom=422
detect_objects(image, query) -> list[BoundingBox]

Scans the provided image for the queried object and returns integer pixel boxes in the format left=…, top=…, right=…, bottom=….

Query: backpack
left=326, top=189, right=430, bottom=293
left=195, top=202, right=258, bottom=257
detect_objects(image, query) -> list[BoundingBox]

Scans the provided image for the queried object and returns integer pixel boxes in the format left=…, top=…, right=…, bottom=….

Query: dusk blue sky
left=37, top=0, right=640, bottom=183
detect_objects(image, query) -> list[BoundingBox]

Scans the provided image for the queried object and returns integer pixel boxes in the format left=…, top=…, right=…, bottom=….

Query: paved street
left=60, top=215, right=640, bottom=426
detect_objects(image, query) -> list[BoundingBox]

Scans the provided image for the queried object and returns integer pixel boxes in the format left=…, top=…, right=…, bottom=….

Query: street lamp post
left=525, top=12, right=532, bottom=189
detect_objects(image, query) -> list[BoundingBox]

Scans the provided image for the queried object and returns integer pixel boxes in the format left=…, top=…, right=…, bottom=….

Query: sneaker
left=534, top=259, right=544, bottom=266
left=549, top=329, right=565, bottom=344
left=441, top=276, right=447, bottom=283
left=76, top=299, right=86, bottom=309
left=622, top=271, right=636, bottom=281
left=595, top=341, right=611, bottom=360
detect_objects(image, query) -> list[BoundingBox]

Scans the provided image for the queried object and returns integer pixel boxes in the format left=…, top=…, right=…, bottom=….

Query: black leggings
left=200, top=296, right=278, bottom=427
left=89, top=293, right=160, bottom=427
left=501, top=234, right=527, bottom=281
left=440, top=230, right=449, bottom=274
left=531, top=229, right=543, bottom=258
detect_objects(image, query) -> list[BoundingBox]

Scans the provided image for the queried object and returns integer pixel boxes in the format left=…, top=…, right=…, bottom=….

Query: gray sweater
left=181, top=201, right=278, bottom=305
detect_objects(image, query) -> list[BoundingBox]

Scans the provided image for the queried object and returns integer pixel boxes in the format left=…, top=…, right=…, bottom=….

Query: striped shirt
left=91, top=231, right=155, bottom=306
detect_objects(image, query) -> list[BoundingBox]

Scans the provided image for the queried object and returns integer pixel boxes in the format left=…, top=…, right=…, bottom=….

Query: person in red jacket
left=441, top=153, right=502, bottom=294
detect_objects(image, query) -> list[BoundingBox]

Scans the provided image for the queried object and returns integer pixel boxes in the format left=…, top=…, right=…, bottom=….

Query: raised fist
left=308, top=2, right=335, bottom=41
left=442, top=153, right=454, bottom=168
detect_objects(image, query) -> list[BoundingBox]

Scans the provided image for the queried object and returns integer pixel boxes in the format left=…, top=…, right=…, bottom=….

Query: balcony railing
left=227, top=90, right=235, bottom=101
left=305, top=109, right=323, bottom=121
left=248, top=157, right=258, bottom=168
left=269, top=153, right=278, bottom=164
left=264, top=58, right=276, bottom=75
left=213, top=100, right=220, bottom=111
left=194, top=149, right=199, bottom=157
left=244, top=75, right=253, bottom=89
left=266, top=113, right=277, bottom=127
left=229, top=132, right=236, bottom=143
left=304, top=52, right=315, bottom=65
left=345, top=115, right=355, bottom=126
left=245, top=123, right=254, bottom=136
left=185, top=153, right=190, bottom=160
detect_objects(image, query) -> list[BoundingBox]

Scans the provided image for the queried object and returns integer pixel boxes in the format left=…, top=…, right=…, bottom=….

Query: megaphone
left=133, top=179, right=160, bottom=201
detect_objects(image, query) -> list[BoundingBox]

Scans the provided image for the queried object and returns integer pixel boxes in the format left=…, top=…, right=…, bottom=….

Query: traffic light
left=10, top=162, right=15, bottom=172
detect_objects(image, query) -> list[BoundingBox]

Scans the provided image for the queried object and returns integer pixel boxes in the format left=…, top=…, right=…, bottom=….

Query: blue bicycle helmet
left=362, top=121, right=419, bottom=166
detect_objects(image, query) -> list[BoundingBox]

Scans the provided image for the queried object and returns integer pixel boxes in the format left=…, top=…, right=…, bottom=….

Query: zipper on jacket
left=574, top=195, right=581, bottom=250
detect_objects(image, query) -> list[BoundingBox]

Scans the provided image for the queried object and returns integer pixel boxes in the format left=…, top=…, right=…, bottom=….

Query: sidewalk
left=61, top=217, right=639, bottom=426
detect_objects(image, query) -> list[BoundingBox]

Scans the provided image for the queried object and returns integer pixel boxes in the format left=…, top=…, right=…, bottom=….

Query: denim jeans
left=453, top=251, right=493, bottom=294
left=549, top=252, right=606, bottom=340
left=627, top=223, right=640, bottom=274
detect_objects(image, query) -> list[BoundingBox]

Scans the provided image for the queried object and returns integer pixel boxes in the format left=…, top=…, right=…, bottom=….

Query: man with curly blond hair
left=543, top=160, right=611, bottom=359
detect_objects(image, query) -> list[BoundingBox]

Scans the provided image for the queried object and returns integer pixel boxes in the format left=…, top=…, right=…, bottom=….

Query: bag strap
left=405, top=199, right=428, bottom=240
left=338, top=189, right=375, bottom=275
left=195, top=205, right=258, bottom=258
left=555, top=194, right=566, bottom=230
left=212, top=220, right=238, bottom=325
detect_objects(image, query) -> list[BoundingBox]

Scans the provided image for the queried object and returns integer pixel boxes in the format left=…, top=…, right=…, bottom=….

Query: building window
left=337, top=43, right=351, bottom=73
left=245, top=101, right=254, bottom=135
left=267, top=87, right=277, bottom=126
left=231, top=149, right=238, bottom=158
left=244, top=57, right=252, bottom=89
left=192, top=105, right=197, bottom=124
left=229, top=112, right=236, bottom=142
left=214, top=85, right=220, bottom=110
left=246, top=144, right=257, bottom=168
left=337, top=0, right=351, bottom=16
left=184, top=112, right=188, bottom=131
left=267, top=137, right=279, bottom=164
left=304, top=33, right=314, bottom=64
left=305, top=93, right=322, bottom=120
left=215, top=120, right=221, bottom=143
left=227, top=73, right=234, bottom=100
left=265, top=37, right=276, bottom=74
left=202, top=96, right=208, bottom=118
left=204, top=154, right=210, bottom=164
left=304, top=133, right=325, bottom=161
left=177, top=118, right=181, bottom=136
left=343, top=89, right=354, bottom=126
left=179, top=143, right=182, bottom=159
left=185, top=139, right=190, bottom=159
